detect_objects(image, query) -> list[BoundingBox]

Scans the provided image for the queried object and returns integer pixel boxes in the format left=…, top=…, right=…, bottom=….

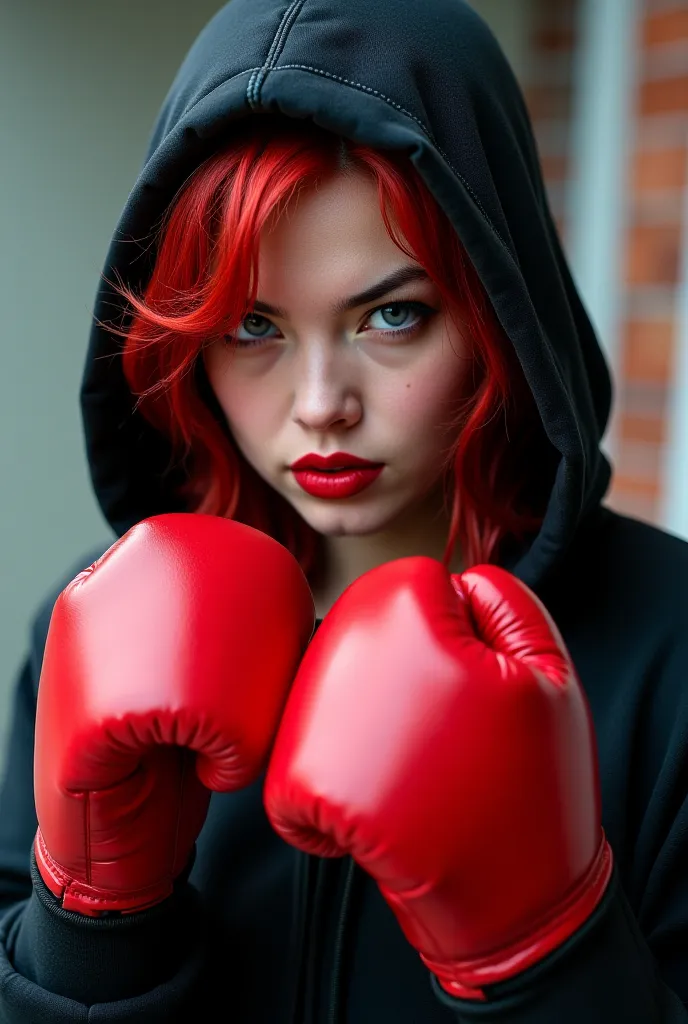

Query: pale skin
left=203, top=169, right=471, bottom=618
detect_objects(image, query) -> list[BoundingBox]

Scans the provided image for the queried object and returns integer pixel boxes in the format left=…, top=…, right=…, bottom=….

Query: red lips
left=290, top=454, right=385, bottom=499
left=290, top=452, right=383, bottom=471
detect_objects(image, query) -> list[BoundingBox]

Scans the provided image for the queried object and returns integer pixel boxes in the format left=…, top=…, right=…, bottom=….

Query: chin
left=295, top=500, right=406, bottom=538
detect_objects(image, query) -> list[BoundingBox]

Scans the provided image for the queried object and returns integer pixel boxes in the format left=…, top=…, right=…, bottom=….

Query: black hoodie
left=0, top=1, right=687, bottom=1021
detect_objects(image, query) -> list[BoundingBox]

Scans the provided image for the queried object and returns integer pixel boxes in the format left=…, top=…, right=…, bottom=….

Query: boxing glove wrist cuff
left=425, top=834, right=613, bottom=1000
left=34, top=828, right=176, bottom=917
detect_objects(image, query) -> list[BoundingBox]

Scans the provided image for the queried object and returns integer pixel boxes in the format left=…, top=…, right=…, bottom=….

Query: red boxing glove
left=264, top=558, right=612, bottom=999
left=34, top=513, right=314, bottom=916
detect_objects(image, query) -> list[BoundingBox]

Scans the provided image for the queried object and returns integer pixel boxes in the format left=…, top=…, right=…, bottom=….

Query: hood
left=80, top=0, right=612, bottom=591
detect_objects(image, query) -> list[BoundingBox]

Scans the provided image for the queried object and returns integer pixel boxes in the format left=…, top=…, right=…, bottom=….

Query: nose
left=291, top=342, right=362, bottom=433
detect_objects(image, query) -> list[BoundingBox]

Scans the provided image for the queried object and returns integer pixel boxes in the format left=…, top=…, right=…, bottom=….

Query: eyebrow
left=250, top=265, right=430, bottom=319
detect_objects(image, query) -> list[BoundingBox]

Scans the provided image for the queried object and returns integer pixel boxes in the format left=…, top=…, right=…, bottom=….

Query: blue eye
left=364, top=301, right=432, bottom=338
left=227, top=314, right=278, bottom=347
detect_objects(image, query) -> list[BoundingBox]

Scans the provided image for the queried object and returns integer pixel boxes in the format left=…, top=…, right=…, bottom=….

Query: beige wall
left=0, top=0, right=226, bottom=746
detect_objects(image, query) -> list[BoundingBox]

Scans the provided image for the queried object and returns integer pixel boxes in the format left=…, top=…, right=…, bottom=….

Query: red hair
left=111, top=118, right=550, bottom=582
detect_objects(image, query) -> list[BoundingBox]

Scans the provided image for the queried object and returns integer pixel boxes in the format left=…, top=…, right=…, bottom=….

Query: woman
left=0, top=0, right=686, bottom=1021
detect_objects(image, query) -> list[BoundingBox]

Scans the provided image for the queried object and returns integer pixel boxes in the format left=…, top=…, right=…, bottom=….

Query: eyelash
left=222, top=300, right=436, bottom=349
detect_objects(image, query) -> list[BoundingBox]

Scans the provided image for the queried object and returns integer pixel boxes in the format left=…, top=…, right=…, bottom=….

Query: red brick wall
left=522, top=0, right=688, bottom=527
left=612, top=1, right=687, bottom=523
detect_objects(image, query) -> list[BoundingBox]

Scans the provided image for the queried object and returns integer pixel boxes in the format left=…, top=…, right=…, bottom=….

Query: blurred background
left=0, top=0, right=687, bottom=750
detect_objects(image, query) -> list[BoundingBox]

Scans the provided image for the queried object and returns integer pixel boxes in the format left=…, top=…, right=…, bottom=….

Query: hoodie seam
left=271, top=62, right=507, bottom=251
left=247, top=0, right=307, bottom=110
left=154, top=68, right=263, bottom=137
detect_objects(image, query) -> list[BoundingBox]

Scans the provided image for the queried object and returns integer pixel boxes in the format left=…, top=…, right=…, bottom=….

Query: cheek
left=387, top=355, right=469, bottom=443
left=204, top=351, right=273, bottom=444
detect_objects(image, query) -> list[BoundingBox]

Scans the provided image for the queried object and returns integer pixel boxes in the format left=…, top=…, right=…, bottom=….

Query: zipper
left=303, top=859, right=329, bottom=1024
left=287, top=852, right=313, bottom=1024
left=328, top=858, right=358, bottom=1024
left=289, top=854, right=359, bottom=1024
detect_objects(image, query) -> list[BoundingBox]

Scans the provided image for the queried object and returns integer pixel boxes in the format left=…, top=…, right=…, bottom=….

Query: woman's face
left=203, top=169, right=470, bottom=539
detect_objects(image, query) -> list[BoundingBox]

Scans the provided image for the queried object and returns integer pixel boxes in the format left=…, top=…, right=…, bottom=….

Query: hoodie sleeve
left=432, top=865, right=688, bottom=1022
left=0, top=585, right=209, bottom=1023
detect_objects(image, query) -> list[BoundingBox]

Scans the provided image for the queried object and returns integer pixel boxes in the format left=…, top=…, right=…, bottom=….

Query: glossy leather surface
left=34, top=513, right=314, bottom=914
left=265, top=557, right=611, bottom=997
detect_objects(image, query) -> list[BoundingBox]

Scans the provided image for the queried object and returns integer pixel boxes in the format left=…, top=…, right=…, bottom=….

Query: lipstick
left=290, top=452, right=384, bottom=499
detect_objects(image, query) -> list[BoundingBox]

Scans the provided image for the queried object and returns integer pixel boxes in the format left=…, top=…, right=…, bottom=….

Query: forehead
left=257, top=170, right=404, bottom=289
